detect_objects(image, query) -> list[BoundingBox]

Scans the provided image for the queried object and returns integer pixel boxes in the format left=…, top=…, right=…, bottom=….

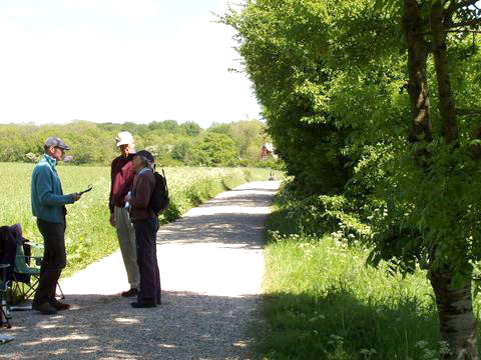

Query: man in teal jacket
left=31, top=137, right=82, bottom=315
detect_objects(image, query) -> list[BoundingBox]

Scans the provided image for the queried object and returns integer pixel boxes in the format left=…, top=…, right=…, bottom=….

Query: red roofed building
left=260, top=143, right=277, bottom=161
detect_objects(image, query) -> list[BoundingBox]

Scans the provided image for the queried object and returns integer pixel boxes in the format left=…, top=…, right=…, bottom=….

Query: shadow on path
left=157, top=184, right=278, bottom=249
left=158, top=213, right=267, bottom=249
left=1, top=291, right=260, bottom=360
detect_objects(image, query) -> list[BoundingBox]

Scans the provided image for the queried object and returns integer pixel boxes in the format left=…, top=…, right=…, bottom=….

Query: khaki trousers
left=114, top=206, right=140, bottom=289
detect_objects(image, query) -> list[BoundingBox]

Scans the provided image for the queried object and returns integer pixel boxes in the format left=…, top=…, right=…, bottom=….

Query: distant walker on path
left=109, top=131, right=140, bottom=298
left=31, top=137, right=82, bottom=315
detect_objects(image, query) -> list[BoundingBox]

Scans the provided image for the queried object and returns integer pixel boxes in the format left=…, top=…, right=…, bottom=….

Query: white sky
left=0, top=0, right=260, bottom=127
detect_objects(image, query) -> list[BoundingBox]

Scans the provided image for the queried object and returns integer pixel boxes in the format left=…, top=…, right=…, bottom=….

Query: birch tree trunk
left=402, top=1, right=478, bottom=358
left=428, top=2, right=477, bottom=358
left=430, top=268, right=478, bottom=359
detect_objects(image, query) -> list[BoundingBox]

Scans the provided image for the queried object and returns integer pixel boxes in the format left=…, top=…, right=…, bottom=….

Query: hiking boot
left=50, top=300, right=71, bottom=311
left=131, top=301, right=156, bottom=308
left=121, top=288, right=138, bottom=297
left=33, top=302, right=58, bottom=315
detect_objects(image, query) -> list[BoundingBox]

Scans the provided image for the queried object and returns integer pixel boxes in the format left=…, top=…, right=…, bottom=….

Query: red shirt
left=109, top=153, right=135, bottom=213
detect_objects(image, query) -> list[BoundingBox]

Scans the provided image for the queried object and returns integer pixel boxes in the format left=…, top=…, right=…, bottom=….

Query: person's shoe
left=131, top=301, right=156, bottom=308
left=121, top=288, right=138, bottom=297
left=50, top=300, right=71, bottom=311
left=32, top=302, right=58, bottom=315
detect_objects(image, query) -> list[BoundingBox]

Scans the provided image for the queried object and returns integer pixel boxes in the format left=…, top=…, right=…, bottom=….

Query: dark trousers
left=33, top=219, right=66, bottom=305
left=133, top=218, right=161, bottom=305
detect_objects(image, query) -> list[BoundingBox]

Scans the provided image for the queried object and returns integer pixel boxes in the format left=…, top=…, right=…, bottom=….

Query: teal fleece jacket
left=31, top=154, right=75, bottom=224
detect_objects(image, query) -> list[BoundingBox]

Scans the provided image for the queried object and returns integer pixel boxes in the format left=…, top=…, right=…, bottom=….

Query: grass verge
left=259, top=197, right=481, bottom=359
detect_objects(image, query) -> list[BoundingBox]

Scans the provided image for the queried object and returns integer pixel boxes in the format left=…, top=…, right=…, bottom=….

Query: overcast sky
left=0, top=0, right=261, bottom=127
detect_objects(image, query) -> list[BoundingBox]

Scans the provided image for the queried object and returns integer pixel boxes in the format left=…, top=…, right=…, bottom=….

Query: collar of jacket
left=138, top=167, right=153, bottom=176
left=43, top=154, right=57, bottom=169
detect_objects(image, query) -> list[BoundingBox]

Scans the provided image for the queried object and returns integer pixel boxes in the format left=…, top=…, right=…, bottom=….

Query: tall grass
left=0, top=162, right=277, bottom=277
left=260, top=197, right=481, bottom=359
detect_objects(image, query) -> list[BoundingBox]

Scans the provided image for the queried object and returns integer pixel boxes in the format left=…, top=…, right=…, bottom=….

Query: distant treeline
left=0, top=120, right=280, bottom=168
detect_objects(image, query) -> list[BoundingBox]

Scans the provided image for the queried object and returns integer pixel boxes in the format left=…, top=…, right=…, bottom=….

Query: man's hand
left=71, top=193, right=82, bottom=202
left=109, top=213, right=116, bottom=227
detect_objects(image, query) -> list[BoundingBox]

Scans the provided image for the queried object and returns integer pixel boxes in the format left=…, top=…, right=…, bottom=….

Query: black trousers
left=133, top=218, right=161, bottom=304
left=33, top=219, right=66, bottom=305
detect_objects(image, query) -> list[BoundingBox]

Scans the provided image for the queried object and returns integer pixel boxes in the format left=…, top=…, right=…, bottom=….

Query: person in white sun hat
left=109, top=131, right=140, bottom=297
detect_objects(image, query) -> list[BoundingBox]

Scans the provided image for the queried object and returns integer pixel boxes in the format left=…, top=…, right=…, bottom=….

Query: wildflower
left=415, top=340, right=428, bottom=349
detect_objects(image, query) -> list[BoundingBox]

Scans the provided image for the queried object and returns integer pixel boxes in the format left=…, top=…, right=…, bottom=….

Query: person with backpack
left=126, top=150, right=161, bottom=308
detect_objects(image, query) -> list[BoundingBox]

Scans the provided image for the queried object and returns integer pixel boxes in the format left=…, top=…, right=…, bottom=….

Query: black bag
left=151, top=169, right=170, bottom=215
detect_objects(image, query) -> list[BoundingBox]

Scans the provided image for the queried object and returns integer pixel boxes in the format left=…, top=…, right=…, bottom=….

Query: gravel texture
left=0, top=181, right=279, bottom=360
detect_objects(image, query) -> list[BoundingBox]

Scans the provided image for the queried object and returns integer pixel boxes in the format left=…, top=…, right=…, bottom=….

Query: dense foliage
left=0, top=119, right=280, bottom=168
left=225, top=0, right=481, bottom=357
left=224, top=1, right=356, bottom=194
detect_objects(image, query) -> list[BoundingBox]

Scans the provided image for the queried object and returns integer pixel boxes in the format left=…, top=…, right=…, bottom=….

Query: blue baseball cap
left=44, top=137, right=70, bottom=150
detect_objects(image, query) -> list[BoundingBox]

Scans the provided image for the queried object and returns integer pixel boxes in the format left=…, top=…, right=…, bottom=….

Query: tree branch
left=421, top=29, right=481, bottom=34
left=456, top=108, right=481, bottom=115
left=445, top=29, right=481, bottom=33
left=450, top=18, right=481, bottom=29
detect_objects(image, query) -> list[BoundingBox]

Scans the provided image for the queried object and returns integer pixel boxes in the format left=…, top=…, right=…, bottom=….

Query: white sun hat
left=115, top=131, right=134, bottom=147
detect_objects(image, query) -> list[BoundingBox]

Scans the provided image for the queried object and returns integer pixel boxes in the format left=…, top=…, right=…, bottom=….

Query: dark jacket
left=0, top=225, right=31, bottom=283
left=109, top=153, right=135, bottom=213
left=129, top=167, right=156, bottom=221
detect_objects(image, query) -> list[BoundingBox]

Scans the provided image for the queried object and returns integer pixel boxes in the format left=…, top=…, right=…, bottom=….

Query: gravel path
left=0, top=181, right=279, bottom=360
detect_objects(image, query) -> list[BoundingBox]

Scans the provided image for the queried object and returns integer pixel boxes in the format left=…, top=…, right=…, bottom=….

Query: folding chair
left=10, top=241, right=65, bottom=306
left=10, top=242, right=41, bottom=305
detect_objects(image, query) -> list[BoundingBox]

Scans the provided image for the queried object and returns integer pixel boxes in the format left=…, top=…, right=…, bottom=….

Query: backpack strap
left=162, top=169, right=167, bottom=184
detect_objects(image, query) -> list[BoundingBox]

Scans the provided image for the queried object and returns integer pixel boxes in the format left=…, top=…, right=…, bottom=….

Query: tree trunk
left=428, top=2, right=478, bottom=358
left=430, top=267, right=478, bottom=359
left=402, top=0, right=432, bottom=143
left=402, top=2, right=479, bottom=357
left=430, top=1, right=458, bottom=144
